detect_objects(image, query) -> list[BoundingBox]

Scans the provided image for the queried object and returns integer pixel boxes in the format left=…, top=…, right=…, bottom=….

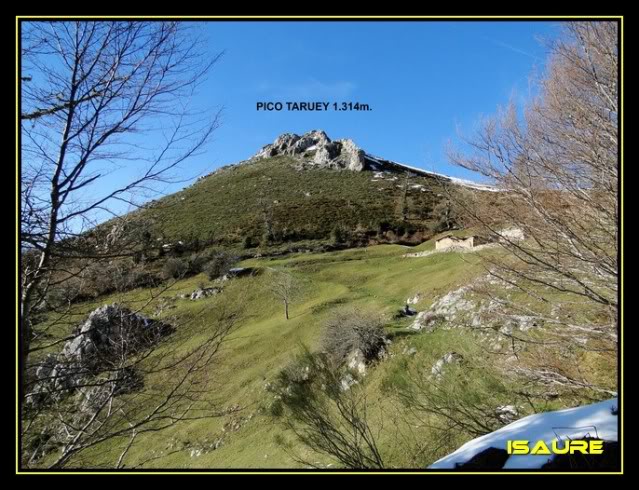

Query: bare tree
left=20, top=20, right=222, bottom=397
left=269, top=269, right=301, bottom=320
left=272, top=350, right=385, bottom=469
left=22, top=300, right=242, bottom=469
left=19, top=20, right=227, bottom=468
left=446, top=21, right=619, bottom=392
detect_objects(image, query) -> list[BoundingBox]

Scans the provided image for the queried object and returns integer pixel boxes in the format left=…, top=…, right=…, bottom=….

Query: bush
left=321, top=308, right=387, bottom=365
left=124, top=268, right=161, bottom=290
left=83, top=261, right=130, bottom=296
left=270, top=349, right=386, bottom=468
left=278, top=354, right=316, bottom=386
left=204, top=251, right=237, bottom=280
left=186, top=253, right=208, bottom=275
left=242, top=235, right=256, bottom=249
left=330, top=225, right=347, bottom=244
left=162, top=258, right=188, bottom=279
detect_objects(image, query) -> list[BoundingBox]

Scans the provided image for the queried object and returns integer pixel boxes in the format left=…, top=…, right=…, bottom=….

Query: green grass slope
left=137, top=156, right=447, bottom=247
left=36, top=240, right=496, bottom=468
left=35, top=236, right=615, bottom=469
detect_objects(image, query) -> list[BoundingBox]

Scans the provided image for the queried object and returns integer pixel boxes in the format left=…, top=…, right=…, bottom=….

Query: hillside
left=129, top=130, right=484, bottom=250
left=29, top=233, right=617, bottom=469
left=20, top=18, right=619, bottom=474
left=29, top=240, right=498, bottom=468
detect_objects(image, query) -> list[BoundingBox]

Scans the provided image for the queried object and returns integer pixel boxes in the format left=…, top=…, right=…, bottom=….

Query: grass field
left=32, top=236, right=615, bottom=469
left=35, top=238, right=500, bottom=468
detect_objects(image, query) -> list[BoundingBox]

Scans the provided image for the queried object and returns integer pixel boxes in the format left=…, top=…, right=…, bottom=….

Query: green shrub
left=242, top=235, right=256, bottom=249
left=162, top=257, right=188, bottom=279
left=186, top=253, right=208, bottom=275
left=204, top=251, right=237, bottom=280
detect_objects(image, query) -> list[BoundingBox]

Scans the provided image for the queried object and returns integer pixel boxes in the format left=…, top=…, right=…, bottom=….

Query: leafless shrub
left=272, top=350, right=385, bottom=469
left=321, top=308, right=387, bottom=365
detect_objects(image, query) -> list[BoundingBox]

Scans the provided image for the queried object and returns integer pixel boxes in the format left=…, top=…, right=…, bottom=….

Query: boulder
left=338, top=139, right=366, bottom=171
left=495, top=405, right=519, bottom=424
left=346, top=350, right=367, bottom=376
left=62, top=304, right=173, bottom=367
left=27, top=305, right=172, bottom=409
left=409, top=311, right=444, bottom=331
left=27, top=354, right=81, bottom=407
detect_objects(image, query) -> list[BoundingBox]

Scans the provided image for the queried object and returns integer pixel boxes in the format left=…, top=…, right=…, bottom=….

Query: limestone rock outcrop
left=27, top=304, right=173, bottom=409
left=253, top=130, right=366, bottom=171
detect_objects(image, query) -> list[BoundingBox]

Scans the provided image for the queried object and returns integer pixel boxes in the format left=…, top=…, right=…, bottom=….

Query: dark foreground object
left=454, top=447, right=510, bottom=470
left=451, top=439, right=619, bottom=471
left=541, top=440, right=619, bottom=471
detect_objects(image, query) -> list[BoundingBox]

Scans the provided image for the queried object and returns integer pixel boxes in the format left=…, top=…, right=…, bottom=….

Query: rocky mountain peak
left=253, top=130, right=366, bottom=171
left=249, top=130, right=496, bottom=192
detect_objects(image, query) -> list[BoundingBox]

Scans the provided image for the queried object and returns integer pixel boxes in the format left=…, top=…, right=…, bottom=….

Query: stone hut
left=435, top=234, right=476, bottom=251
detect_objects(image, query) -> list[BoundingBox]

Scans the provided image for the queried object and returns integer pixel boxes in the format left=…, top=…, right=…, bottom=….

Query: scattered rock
left=340, top=373, right=358, bottom=391
left=431, top=352, right=463, bottom=379
left=409, top=311, right=444, bottom=331
left=407, top=294, right=422, bottom=305
left=190, top=286, right=222, bottom=300
left=403, top=346, right=418, bottom=356
left=495, top=405, right=519, bottom=424
left=346, top=350, right=367, bottom=376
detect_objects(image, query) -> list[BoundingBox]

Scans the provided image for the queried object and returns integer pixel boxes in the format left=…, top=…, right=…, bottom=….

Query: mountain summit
left=127, top=130, right=497, bottom=249
left=253, top=130, right=367, bottom=171
left=252, top=130, right=496, bottom=192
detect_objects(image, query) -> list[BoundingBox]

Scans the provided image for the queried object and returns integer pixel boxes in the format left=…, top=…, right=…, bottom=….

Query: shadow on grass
left=387, top=328, right=422, bottom=341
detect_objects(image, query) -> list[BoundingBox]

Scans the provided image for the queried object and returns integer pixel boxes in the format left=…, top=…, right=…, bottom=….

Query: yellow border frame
left=15, top=14, right=624, bottom=476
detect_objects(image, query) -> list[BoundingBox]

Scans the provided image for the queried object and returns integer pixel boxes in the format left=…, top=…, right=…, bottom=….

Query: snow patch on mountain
left=365, top=154, right=499, bottom=192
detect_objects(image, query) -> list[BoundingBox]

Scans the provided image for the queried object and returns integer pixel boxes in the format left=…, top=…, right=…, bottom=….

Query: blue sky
left=190, top=21, right=559, bottom=183
left=26, top=21, right=563, bottom=221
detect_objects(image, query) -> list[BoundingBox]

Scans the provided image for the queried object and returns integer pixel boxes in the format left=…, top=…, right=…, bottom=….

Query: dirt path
left=403, top=243, right=498, bottom=258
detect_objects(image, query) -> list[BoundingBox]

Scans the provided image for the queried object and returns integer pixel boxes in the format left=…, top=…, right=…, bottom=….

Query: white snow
left=365, top=154, right=501, bottom=192
left=429, top=398, right=618, bottom=469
